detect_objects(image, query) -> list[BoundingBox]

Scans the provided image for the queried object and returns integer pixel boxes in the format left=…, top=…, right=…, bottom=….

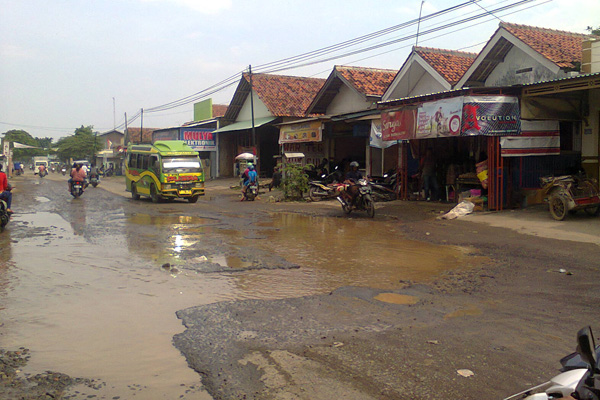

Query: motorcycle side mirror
left=577, top=326, right=598, bottom=375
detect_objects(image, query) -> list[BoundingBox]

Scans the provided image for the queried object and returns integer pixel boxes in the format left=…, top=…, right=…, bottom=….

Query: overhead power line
left=125, top=0, right=543, bottom=119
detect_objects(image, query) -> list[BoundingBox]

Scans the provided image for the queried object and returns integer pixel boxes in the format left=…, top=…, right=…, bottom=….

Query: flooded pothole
left=374, top=293, right=419, bottom=305
left=246, top=212, right=479, bottom=289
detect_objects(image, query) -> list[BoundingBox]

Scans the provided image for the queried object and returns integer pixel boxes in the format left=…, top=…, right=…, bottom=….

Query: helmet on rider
left=248, top=163, right=255, bottom=170
left=349, top=161, right=359, bottom=169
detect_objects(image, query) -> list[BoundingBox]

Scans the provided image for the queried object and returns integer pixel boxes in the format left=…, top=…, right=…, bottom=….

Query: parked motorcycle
left=308, top=166, right=343, bottom=202
left=370, top=169, right=400, bottom=202
left=505, top=326, right=600, bottom=400
left=71, top=181, right=85, bottom=198
left=89, top=174, right=100, bottom=188
left=540, top=174, right=600, bottom=220
left=0, top=197, right=11, bottom=232
left=336, top=178, right=375, bottom=218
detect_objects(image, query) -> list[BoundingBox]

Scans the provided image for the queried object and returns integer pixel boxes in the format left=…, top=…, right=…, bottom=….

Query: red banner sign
left=381, top=109, right=416, bottom=141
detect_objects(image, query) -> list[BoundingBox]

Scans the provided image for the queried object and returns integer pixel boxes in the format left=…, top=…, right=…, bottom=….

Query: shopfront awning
left=213, top=117, right=277, bottom=133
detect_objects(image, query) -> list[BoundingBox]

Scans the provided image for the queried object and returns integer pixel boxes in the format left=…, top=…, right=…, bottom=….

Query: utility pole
left=140, top=108, right=144, bottom=144
left=113, top=97, right=116, bottom=129
left=248, top=65, right=256, bottom=156
left=124, top=112, right=128, bottom=144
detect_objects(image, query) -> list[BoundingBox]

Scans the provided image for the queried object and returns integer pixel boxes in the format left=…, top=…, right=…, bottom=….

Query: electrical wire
left=260, top=0, right=539, bottom=74
left=123, top=0, right=545, bottom=120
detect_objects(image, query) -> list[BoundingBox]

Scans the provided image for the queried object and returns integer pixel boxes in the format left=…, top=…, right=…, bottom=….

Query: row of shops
left=210, top=73, right=598, bottom=210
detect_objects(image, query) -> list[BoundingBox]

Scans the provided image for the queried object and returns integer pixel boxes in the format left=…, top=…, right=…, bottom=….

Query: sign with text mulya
left=181, top=128, right=216, bottom=151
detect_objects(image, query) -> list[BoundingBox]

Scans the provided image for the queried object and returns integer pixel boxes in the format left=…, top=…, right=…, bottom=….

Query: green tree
left=56, top=125, right=100, bottom=161
left=1, top=129, right=46, bottom=161
left=587, top=25, right=600, bottom=35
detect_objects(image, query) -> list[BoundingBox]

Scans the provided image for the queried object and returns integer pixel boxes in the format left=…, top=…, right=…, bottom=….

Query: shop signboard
left=282, top=142, right=325, bottom=167
left=279, top=121, right=322, bottom=144
left=462, top=96, right=520, bottom=136
left=416, top=97, right=462, bottom=138
left=500, top=120, right=560, bottom=157
left=370, top=119, right=398, bottom=148
left=381, top=109, right=416, bottom=141
left=180, top=128, right=217, bottom=151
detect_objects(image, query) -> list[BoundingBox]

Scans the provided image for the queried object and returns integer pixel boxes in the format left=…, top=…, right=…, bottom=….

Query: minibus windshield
left=162, top=157, right=202, bottom=173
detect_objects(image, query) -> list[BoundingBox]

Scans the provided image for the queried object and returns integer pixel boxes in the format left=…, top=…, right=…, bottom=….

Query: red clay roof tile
left=126, top=127, right=156, bottom=144
left=501, top=22, right=597, bottom=68
left=244, top=73, right=326, bottom=117
left=414, top=47, right=477, bottom=85
left=335, top=66, right=397, bottom=97
left=212, top=104, right=228, bottom=118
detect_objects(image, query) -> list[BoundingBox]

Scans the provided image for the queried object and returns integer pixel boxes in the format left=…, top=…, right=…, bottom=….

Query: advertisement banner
left=462, top=96, right=520, bottom=136
left=180, top=128, right=216, bottom=151
left=279, top=121, right=322, bottom=144
left=381, top=109, right=416, bottom=141
left=370, top=119, right=397, bottom=148
left=416, top=97, right=463, bottom=139
left=500, top=120, right=560, bottom=157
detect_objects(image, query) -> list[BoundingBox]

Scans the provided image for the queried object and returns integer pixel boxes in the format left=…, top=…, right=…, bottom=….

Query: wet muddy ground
left=1, top=173, right=600, bottom=399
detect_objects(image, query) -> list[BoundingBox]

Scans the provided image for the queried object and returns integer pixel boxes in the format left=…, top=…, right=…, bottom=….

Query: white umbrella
left=235, top=153, right=257, bottom=160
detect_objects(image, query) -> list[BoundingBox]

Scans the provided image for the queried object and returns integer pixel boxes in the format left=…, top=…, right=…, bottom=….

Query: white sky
left=1, top=0, right=598, bottom=141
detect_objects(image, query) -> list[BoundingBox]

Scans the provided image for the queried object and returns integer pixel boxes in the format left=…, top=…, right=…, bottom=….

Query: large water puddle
left=231, top=213, right=477, bottom=292
left=0, top=210, right=482, bottom=399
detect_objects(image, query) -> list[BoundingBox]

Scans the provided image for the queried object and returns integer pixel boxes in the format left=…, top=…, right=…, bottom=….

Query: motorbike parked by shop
left=70, top=181, right=85, bottom=198
left=505, top=326, right=600, bottom=400
left=540, top=174, right=600, bottom=221
left=336, top=178, right=375, bottom=218
left=370, top=169, right=400, bottom=202
left=308, top=166, right=343, bottom=202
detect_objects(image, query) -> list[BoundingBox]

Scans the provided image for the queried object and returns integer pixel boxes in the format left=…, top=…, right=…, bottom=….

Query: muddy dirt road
left=1, top=173, right=600, bottom=399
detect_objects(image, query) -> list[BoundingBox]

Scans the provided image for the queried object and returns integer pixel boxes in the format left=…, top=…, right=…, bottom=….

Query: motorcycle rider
left=38, top=164, right=47, bottom=176
left=241, top=163, right=258, bottom=201
left=0, top=164, right=13, bottom=214
left=341, top=161, right=363, bottom=205
left=69, top=163, right=87, bottom=193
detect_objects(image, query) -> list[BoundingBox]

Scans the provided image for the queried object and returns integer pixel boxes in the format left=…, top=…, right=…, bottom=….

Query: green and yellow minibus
left=125, top=141, right=205, bottom=203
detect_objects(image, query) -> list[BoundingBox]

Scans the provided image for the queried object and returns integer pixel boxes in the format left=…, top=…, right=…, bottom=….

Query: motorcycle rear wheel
left=549, top=194, right=568, bottom=221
